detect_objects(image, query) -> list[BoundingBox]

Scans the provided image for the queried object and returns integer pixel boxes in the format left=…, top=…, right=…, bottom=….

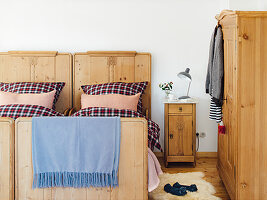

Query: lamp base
left=178, top=96, right=191, bottom=100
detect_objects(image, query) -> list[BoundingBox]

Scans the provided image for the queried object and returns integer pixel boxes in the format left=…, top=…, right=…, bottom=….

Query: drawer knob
left=170, top=133, right=173, bottom=139
left=179, top=107, right=183, bottom=111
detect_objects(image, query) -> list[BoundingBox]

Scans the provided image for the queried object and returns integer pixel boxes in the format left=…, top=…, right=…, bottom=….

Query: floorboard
left=157, top=157, right=230, bottom=200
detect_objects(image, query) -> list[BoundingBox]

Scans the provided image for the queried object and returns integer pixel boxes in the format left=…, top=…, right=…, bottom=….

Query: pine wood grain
left=0, top=51, right=72, bottom=113
left=0, top=118, right=14, bottom=200
left=218, top=10, right=267, bottom=200
left=164, top=103, right=196, bottom=167
left=15, top=117, right=148, bottom=200
left=73, top=51, right=151, bottom=118
left=168, top=115, right=193, bottom=156
left=218, top=15, right=237, bottom=200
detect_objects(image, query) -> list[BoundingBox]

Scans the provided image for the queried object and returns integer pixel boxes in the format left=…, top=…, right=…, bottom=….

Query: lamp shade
left=177, top=68, right=192, bottom=81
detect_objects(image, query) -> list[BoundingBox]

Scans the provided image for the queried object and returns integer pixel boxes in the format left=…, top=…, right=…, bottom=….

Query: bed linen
left=81, top=93, right=140, bottom=111
left=0, top=104, right=63, bottom=119
left=148, top=148, right=163, bottom=192
left=0, top=82, right=65, bottom=110
left=32, top=117, right=121, bottom=188
left=72, top=107, right=162, bottom=151
left=81, top=82, right=148, bottom=114
left=0, top=90, right=56, bottom=109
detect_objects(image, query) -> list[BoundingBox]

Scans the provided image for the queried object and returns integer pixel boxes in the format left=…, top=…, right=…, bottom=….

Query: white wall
left=259, top=0, right=267, bottom=10
left=228, top=0, right=267, bottom=10
left=229, top=0, right=258, bottom=10
left=220, top=0, right=230, bottom=10
left=0, top=0, right=222, bottom=152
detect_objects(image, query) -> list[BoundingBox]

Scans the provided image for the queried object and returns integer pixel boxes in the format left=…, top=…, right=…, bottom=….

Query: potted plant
left=159, top=82, right=173, bottom=99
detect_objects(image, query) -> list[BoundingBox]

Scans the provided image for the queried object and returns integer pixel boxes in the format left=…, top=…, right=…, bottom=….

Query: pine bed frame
left=0, top=51, right=151, bottom=200
left=0, top=117, right=14, bottom=200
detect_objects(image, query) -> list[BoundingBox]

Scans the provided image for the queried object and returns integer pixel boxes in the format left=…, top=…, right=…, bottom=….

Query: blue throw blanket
left=32, top=117, right=121, bottom=188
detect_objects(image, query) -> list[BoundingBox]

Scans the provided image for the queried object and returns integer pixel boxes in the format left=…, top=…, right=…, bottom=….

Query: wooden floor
left=158, top=157, right=230, bottom=200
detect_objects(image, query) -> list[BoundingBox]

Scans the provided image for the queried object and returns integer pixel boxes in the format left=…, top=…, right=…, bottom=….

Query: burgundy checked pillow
left=0, top=104, right=64, bottom=120
left=0, top=82, right=65, bottom=110
left=81, top=82, right=148, bottom=114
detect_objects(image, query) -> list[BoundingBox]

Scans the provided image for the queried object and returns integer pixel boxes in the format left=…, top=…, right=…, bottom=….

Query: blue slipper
left=173, top=182, right=198, bottom=192
left=164, top=184, right=187, bottom=196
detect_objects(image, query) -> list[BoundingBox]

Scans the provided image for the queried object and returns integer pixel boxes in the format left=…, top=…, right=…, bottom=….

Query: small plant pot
left=165, top=90, right=171, bottom=99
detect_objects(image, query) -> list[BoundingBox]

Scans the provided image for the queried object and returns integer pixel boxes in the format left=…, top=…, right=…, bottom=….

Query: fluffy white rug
left=149, top=172, right=221, bottom=200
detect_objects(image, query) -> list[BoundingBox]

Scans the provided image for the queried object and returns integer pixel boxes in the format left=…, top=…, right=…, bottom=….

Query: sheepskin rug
left=149, top=172, right=221, bottom=200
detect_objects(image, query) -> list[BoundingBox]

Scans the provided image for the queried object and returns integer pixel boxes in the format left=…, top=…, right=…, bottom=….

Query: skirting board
left=196, top=152, right=217, bottom=158
left=153, top=152, right=217, bottom=158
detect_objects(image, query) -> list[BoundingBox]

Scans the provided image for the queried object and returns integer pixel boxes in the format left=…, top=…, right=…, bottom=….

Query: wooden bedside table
left=163, top=99, right=197, bottom=167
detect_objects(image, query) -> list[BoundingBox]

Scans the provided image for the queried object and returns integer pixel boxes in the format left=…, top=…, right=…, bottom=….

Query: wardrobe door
left=218, top=24, right=237, bottom=200
left=237, top=16, right=267, bottom=200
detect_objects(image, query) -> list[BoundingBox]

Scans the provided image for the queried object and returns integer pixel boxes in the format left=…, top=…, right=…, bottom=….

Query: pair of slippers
left=164, top=182, right=198, bottom=196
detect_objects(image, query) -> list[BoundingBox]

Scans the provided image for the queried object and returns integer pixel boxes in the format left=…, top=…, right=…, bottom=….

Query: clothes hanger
left=217, top=21, right=222, bottom=28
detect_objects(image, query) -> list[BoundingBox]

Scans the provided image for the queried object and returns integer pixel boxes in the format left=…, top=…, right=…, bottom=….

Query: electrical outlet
left=200, top=132, right=206, bottom=138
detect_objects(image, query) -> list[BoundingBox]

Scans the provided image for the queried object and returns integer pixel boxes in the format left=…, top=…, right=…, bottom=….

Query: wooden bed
left=0, top=51, right=72, bottom=113
left=0, top=118, right=14, bottom=200
left=0, top=51, right=72, bottom=200
left=15, top=117, right=148, bottom=200
left=73, top=51, right=151, bottom=117
left=3, top=51, right=151, bottom=200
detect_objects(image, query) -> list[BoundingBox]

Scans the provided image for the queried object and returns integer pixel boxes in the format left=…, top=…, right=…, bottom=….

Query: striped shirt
left=209, top=98, right=222, bottom=123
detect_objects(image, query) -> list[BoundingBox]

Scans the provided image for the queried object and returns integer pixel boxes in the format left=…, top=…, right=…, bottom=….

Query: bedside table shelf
left=164, top=101, right=197, bottom=167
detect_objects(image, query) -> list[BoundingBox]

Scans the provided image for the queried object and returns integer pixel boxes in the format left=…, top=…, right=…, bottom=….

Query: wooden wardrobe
left=216, top=10, right=267, bottom=200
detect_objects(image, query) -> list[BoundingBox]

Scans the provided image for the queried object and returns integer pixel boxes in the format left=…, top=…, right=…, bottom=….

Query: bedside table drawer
left=168, top=104, right=192, bottom=114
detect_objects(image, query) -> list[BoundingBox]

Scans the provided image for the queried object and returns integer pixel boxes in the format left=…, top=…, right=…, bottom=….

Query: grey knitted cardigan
left=206, top=26, right=224, bottom=106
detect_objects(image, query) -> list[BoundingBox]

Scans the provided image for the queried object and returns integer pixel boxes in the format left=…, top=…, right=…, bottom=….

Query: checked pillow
left=81, top=82, right=148, bottom=114
left=0, top=82, right=65, bottom=110
left=0, top=104, right=63, bottom=120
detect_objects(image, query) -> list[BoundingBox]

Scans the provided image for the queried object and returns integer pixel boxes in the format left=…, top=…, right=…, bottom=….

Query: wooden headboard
left=73, top=51, right=151, bottom=118
left=0, top=51, right=72, bottom=113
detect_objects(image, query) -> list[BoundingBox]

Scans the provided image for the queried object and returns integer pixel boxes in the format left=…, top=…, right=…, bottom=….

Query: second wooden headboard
left=73, top=51, right=151, bottom=118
